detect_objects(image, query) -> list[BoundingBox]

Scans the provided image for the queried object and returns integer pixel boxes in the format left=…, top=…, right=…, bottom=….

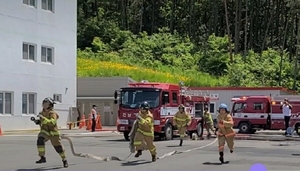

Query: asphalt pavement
left=1, top=131, right=300, bottom=171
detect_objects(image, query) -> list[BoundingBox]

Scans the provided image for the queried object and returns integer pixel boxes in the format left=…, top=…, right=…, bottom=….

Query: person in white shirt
left=91, top=105, right=97, bottom=132
left=280, top=98, right=292, bottom=135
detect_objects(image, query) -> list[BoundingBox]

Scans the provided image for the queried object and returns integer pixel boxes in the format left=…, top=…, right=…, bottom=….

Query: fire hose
left=60, top=134, right=217, bottom=162
left=61, top=134, right=216, bottom=161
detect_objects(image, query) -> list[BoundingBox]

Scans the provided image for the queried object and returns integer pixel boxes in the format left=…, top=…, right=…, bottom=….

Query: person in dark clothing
left=280, top=98, right=292, bottom=135
left=91, top=105, right=97, bottom=132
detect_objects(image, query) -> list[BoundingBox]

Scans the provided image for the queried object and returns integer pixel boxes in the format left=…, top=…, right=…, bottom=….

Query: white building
left=0, top=0, right=77, bottom=131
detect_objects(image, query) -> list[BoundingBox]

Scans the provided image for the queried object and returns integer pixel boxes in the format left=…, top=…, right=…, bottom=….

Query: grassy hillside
left=77, top=57, right=228, bottom=86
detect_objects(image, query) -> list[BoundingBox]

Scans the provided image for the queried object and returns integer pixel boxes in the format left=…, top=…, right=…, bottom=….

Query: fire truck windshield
left=233, top=102, right=247, bottom=112
left=120, top=90, right=160, bottom=109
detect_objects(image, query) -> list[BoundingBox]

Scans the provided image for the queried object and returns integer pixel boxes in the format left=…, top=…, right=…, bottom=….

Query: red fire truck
left=114, top=81, right=210, bottom=141
left=231, top=95, right=300, bottom=134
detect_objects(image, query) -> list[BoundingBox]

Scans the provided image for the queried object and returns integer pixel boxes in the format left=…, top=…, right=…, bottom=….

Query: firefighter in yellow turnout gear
left=217, top=103, right=235, bottom=163
left=35, top=97, right=68, bottom=168
left=134, top=101, right=157, bottom=162
left=203, top=106, right=215, bottom=139
left=174, top=104, right=191, bottom=146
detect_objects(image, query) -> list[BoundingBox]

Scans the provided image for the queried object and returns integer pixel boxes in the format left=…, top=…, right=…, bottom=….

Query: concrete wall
left=77, top=77, right=136, bottom=126
left=76, top=99, right=118, bottom=126
left=0, top=0, right=77, bottom=131
left=77, top=77, right=136, bottom=97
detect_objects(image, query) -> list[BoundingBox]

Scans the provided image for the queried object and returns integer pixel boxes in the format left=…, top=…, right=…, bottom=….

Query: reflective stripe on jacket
left=137, top=111, right=154, bottom=137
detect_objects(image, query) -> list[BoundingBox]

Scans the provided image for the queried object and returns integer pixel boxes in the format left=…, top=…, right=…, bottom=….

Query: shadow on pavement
left=203, top=161, right=229, bottom=165
left=15, top=166, right=62, bottom=171
left=15, top=164, right=76, bottom=171
left=121, top=160, right=152, bottom=166
left=104, top=139, right=128, bottom=142
left=166, top=145, right=181, bottom=148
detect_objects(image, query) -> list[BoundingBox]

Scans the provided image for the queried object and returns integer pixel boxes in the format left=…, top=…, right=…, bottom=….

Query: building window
left=172, top=92, right=178, bottom=103
left=209, top=102, right=215, bottom=113
left=0, top=92, right=13, bottom=114
left=23, top=43, right=36, bottom=61
left=42, top=0, right=54, bottom=12
left=23, top=0, right=36, bottom=7
left=22, top=93, right=36, bottom=114
left=253, top=103, right=263, bottom=110
left=53, top=94, right=62, bottom=103
left=41, top=46, right=54, bottom=64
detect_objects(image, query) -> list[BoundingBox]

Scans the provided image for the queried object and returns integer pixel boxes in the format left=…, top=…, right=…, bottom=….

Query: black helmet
left=140, top=101, right=150, bottom=110
left=43, top=97, right=55, bottom=105
left=204, top=106, right=208, bottom=110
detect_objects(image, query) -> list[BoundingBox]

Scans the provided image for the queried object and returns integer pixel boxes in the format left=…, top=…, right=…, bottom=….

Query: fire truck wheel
left=295, top=124, right=300, bottom=136
left=164, top=124, right=173, bottom=140
left=238, top=122, right=251, bottom=134
left=123, top=131, right=130, bottom=141
left=196, top=122, right=203, bottom=137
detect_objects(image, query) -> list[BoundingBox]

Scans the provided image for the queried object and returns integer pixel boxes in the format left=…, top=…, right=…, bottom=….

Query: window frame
left=162, top=91, right=170, bottom=105
left=0, top=92, right=13, bottom=115
left=41, top=46, right=54, bottom=64
left=22, top=42, right=37, bottom=62
left=41, top=0, right=55, bottom=12
left=22, top=93, right=37, bottom=115
left=23, top=0, right=37, bottom=8
left=253, top=102, right=263, bottom=110
left=171, top=92, right=178, bottom=104
left=209, top=102, right=216, bottom=114
left=53, top=94, right=62, bottom=103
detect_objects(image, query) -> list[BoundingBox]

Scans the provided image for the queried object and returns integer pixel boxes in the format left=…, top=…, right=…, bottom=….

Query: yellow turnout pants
left=205, top=123, right=215, bottom=134
left=37, top=132, right=66, bottom=159
left=218, top=135, right=234, bottom=152
left=134, top=131, right=157, bottom=155
left=178, top=126, right=187, bottom=140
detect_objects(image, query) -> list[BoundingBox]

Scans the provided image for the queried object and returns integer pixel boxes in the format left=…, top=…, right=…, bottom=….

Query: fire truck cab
left=114, top=81, right=210, bottom=141
left=232, top=95, right=300, bottom=134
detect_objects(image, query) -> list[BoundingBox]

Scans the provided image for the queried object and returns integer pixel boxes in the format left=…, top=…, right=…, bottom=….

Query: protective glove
left=135, top=113, right=142, bottom=120
left=34, top=120, right=41, bottom=125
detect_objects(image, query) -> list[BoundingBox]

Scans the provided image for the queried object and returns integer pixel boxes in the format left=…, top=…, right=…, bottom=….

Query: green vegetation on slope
left=77, top=0, right=300, bottom=90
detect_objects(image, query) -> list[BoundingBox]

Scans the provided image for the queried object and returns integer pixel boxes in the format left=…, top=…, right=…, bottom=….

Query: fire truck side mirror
left=114, top=91, right=118, bottom=99
left=114, top=91, right=118, bottom=104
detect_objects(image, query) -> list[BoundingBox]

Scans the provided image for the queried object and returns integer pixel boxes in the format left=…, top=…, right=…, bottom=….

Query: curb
left=256, top=132, right=285, bottom=135
left=3, top=130, right=40, bottom=135
left=235, top=136, right=300, bottom=141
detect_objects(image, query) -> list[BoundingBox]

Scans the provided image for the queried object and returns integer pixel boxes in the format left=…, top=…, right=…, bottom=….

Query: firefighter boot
left=230, top=149, right=233, bottom=153
left=152, top=155, right=157, bottom=162
left=207, top=133, right=211, bottom=139
left=219, top=152, right=224, bottom=163
left=36, top=156, right=46, bottom=164
left=135, top=150, right=142, bottom=158
left=62, top=159, right=68, bottom=168
left=179, top=139, right=183, bottom=146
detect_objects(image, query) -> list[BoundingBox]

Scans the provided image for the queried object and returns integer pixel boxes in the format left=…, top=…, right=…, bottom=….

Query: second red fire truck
left=231, top=95, right=300, bottom=134
left=114, top=81, right=211, bottom=141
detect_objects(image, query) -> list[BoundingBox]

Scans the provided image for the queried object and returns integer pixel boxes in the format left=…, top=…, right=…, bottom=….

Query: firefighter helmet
left=140, top=101, right=150, bottom=110
left=43, top=97, right=55, bottom=105
left=219, top=103, right=228, bottom=112
left=204, top=105, right=208, bottom=110
left=178, top=104, right=185, bottom=109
